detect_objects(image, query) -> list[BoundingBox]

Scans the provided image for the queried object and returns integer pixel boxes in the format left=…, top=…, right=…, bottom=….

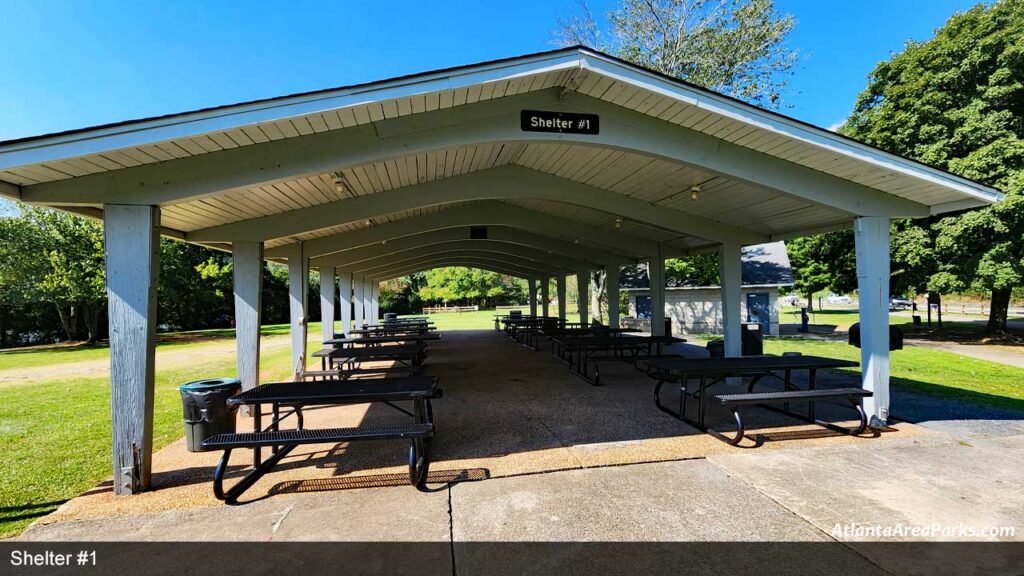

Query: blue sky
left=0, top=0, right=979, bottom=141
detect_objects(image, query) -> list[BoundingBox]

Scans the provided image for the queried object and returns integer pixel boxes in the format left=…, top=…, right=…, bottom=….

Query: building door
left=635, top=296, right=652, bottom=319
left=746, top=292, right=770, bottom=334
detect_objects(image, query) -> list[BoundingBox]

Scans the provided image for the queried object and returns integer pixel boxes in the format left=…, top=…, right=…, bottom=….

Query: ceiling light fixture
left=614, top=218, right=622, bottom=229
left=690, top=185, right=700, bottom=201
left=330, top=171, right=348, bottom=194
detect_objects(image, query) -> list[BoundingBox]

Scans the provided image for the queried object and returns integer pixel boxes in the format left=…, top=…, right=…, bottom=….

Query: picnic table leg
left=253, top=403, right=262, bottom=468
left=697, top=375, right=708, bottom=429
left=808, top=369, right=818, bottom=421
left=271, top=403, right=280, bottom=455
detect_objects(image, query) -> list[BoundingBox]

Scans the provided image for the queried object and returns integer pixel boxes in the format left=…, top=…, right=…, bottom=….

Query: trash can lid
left=179, top=377, right=241, bottom=391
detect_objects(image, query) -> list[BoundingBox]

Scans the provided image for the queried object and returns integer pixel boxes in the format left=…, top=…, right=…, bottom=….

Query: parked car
left=890, top=296, right=914, bottom=310
left=826, top=294, right=853, bottom=305
left=781, top=294, right=802, bottom=306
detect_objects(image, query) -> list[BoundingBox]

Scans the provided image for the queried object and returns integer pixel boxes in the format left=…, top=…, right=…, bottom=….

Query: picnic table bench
left=202, top=376, right=441, bottom=503
left=555, top=335, right=685, bottom=385
left=641, top=355, right=868, bottom=445
left=326, top=343, right=427, bottom=372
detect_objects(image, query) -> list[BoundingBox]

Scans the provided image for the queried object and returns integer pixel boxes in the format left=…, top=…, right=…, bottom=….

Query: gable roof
left=0, top=46, right=1003, bottom=268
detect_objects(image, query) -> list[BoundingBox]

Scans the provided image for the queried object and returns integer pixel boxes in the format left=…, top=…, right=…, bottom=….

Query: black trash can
left=741, top=323, right=763, bottom=356
left=706, top=340, right=725, bottom=358
left=180, top=377, right=242, bottom=452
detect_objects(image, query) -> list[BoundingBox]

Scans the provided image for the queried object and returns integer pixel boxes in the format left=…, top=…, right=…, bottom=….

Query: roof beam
left=188, top=165, right=764, bottom=244
left=355, top=254, right=566, bottom=279
left=262, top=202, right=655, bottom=260
left=20, top=89, right=564, bottom=206
left=0, top=180, right=20, bottom=200
left=316, top=241, right=592, bottom=272
left=372, top=260, right=539, bottom=283
left=309, top=227, right=616, bottom=268
left=20, top=87, right=929, bottom=219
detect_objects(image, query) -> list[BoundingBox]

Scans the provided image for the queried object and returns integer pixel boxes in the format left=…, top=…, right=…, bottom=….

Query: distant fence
left=495, top=305, right=529, bottom=312
left=422, top=305, right=480, bottom=314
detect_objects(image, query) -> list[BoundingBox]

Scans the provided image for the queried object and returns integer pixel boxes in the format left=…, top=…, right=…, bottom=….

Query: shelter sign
left=521, top=110, right=599, bottom=135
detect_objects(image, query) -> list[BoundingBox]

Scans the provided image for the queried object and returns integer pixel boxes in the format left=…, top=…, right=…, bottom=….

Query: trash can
left=741, top=323, right=763, bottom=356
left=180, top=378, right=242, bottom=452
left=706, top=340, right=725, bottom=358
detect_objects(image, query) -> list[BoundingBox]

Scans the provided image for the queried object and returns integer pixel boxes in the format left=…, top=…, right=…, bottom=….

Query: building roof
left=621, top=241, right=793, bottom=290
left=0, top=46, right=1003, bottom=279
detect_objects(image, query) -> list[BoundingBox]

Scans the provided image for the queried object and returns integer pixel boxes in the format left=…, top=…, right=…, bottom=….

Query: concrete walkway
left=18, top=330, right=1024, bottom=575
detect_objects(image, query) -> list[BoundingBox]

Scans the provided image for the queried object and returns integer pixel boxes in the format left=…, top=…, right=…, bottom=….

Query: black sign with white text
left=520, top=110, right=599, bottom=135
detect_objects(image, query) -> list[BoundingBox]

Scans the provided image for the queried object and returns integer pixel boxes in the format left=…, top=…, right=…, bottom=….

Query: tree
left=417, top=268, right=526, bottom=308
left=21, top=207, right=107, bottom=341
left=841, top=0, right=1024, bottom=332
left=556, top=0, right=798, bottom=108
left=786, top=233, right=856, bottom=310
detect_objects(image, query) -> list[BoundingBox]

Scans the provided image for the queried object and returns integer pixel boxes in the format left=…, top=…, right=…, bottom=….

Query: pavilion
left=0, top=47, right=1001, bottom=496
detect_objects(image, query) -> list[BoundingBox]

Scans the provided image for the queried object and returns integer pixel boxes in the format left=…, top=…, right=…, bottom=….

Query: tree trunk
left=0, top=304, right=7, bottom=348
left=84, top=305, right=101, bottom=342
left=56, top=305, right=75, bottom=341
left=805, top=295, right=814, bottom=312
left=590, top=271, right=606, bottom=324
left=986, top=288, right=1012, bottom=333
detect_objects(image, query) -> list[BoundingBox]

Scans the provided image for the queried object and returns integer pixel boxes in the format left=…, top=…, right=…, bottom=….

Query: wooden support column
left=319, top=266, right=335, bottom=343
left=650, top=248, right=666, bottom=336
left=362, top=277, right=373, bottom=323
left=282, top=242, right=308, bottom=374
left=719, top=242, right=742, bottom=357
left=576, top=271, right=589, bottom=325
left=371, top=280, right=380, bottom=321
left=528, top=278, right=537, bottom=316
left=338, top=269, right=352, bottom=336
left=104, top=204, right=160, bottom=495
left=606, top=265, right=620, bottom=328
left=353, top=275, right=364, bottom=327
left=855, top=216, right=891, bottom=425
left=232, top=241, right=263, bottom=417
left=540, top=276, right=550, bottom=317
left=556, top=275, right=567, bottom=320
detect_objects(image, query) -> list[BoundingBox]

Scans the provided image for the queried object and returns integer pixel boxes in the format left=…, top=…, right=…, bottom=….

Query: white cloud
left=827, top=120, right=845, bottom=132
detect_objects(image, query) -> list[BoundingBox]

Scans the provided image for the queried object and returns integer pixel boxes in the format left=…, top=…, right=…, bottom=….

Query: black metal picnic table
left=542, top=327, right=643, bottom=360
left=324, top=333, right=440, bottom=346
left=203, top=376, right=441, bottom=502
left=641, top=355, right=861, bottom=442
left=556, top=335, right=686, bottom=385
left=326, top=343, right=427, bottom=372
left=349, top=325, right=436, bottom=336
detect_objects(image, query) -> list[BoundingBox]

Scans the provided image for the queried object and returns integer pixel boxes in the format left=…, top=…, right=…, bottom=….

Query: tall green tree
left=20, top=207, right=107, bottom=341
left=786, top=233, right=856, bottom=310
left=556, top=0, right=798, bottom=108
left=556, top=0, right=799, bottom=321
left=417, top=267, right=526, bottom=308
left=842, top=0, right=1024, bottom=332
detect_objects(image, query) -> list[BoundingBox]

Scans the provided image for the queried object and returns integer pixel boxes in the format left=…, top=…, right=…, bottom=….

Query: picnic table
left=541, top=326, right=642, bottom=360
left=325, top=343, right=427, bottom=372
left=202, top=376, right=441, bottom=502
left=350, top=325, right=436, bottom=336
left=641, top=355, right=868, bottom=445
left=325, top=333, right=439, bottom=347
left=555, top=334, right=685, bottom=385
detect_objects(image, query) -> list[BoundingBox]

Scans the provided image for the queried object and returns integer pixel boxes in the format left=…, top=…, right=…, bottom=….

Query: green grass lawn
left=2, top=311, right=1023, bottom=539
left=0, top=322, right=324, bottom=539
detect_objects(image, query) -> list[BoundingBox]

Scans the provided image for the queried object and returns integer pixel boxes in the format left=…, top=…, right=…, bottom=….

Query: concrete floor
left=17, top=330, right=1024, bottom=575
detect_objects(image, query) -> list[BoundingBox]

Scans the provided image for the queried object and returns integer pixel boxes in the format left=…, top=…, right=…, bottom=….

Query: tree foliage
left=556, top=0, right=798, bottom=107
left=841, top=0, right=1024, bottom=331
left=416, top=267, right=526, bottom=308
